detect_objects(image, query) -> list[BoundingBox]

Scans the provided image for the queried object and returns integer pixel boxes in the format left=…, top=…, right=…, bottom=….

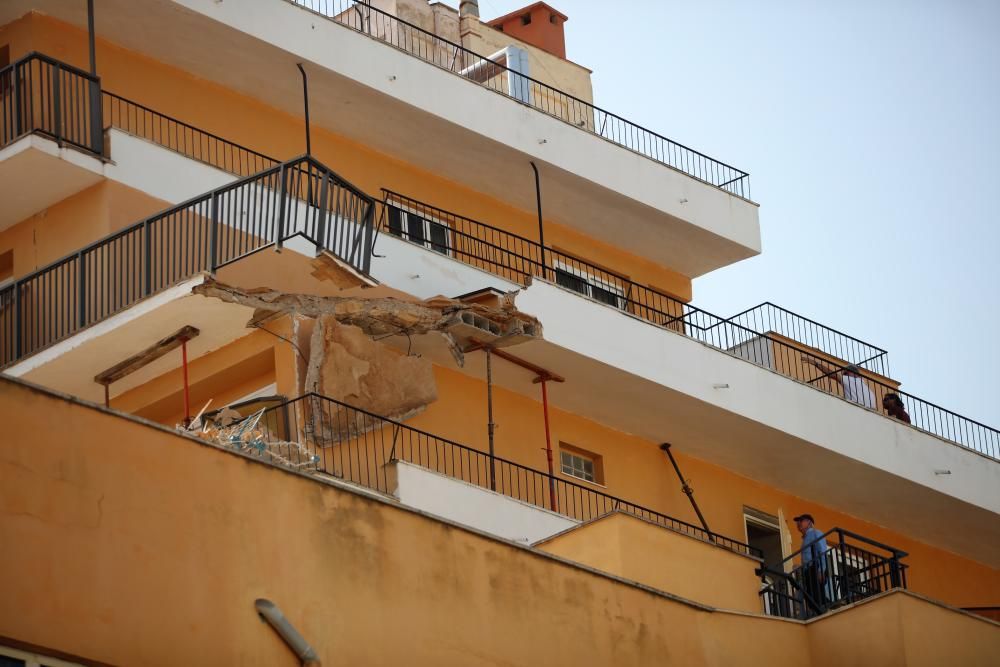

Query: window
left=0, top=249, right=12, bottom=288
left=387, top=205, right=451, bottom=255
left=553, top=260, right=625, bottom=309
left=559, top=444, right=604, bottom=484
left=521, top=13, right=532, bottom=25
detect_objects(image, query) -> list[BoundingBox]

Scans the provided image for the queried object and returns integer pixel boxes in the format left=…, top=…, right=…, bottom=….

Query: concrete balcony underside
left=2, top=244, right=391, bottom=405
left=0, top=135, right=106, bottom=231
left=0, top=0, right=761, bottom=278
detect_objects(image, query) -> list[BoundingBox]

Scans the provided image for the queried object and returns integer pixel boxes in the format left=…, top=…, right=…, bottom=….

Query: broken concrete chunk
left=304, top=315, right=438, bottom=430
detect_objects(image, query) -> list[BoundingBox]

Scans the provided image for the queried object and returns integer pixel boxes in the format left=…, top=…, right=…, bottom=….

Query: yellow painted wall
left=0, top=376, right=807, bottom=667
left=537, top=512, right=763, bottom=613
left=2, top=377, right=998, bottom=667
left=0, top=13, right=692, bottom=301
left=0, top=180, right=167, bottom=279
left=807, top=593, right=1000, bottom=667
left=90, top=303, right=998, bottom=612
left=404, top=363, right=1000, bottom=610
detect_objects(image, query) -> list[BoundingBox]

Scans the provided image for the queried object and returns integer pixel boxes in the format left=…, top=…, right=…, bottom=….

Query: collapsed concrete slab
left=193, top=278, right=542, bottom=422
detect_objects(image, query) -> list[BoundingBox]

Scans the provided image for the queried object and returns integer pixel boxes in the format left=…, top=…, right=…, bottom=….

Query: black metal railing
left=103, top=92, right=279, bottom=177
left=233, top=392, right=761, bottom=557
left=721, top=302, right=890, bottom=377
left=0, top=155, right=374, bottom=367
left=758, top=528, right=908, bottom=619
left=287, top=0, right=751, bottom=199
left=0, top=52, right=103, bottom=155
left=379, top=191, right=1000, bottom=460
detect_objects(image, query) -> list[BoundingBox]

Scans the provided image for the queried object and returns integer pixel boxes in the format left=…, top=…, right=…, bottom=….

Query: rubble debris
left=194, top=407, right=320, bottom=471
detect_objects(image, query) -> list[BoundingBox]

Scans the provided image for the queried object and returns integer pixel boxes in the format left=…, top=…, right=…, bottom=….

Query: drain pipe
left=486, top=347, right=497, bottom=491
left=86, top=0, right=104, bottom=155
left=530, top=161, right=547, bottom=280
left=659, top=443, right=714, bottom=541
left=255, top=599, right=321, bottom=666
left=296, top=64, right=312, bottom=157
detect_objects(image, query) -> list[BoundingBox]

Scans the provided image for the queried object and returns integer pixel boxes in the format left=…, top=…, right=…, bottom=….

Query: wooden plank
left=94, top=325, right=200, bottom=386
left=465, top=336, right=565, bottom=383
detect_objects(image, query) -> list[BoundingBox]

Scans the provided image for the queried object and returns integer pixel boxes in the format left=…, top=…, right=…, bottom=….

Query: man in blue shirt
left=794, top=513, right=829, bottom=616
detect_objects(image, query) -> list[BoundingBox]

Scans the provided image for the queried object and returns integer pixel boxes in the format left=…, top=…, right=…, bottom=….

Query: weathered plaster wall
left=1, top=378, right=997, bottom=666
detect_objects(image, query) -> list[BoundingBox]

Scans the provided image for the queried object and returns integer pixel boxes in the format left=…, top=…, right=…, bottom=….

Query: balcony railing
left=721, top=302, right=890, bottom=377
left=380, top=191, right=1000, bottom=460
left=0, top=52, right=103, bottom=156
left=287, top=0, right=752, bottom=200
left=8, top=74, right=992, bottom=459
left=757, top=528, right=908, bottom=619
left=0, top=155, right=375, bottom=368
left=103, top=92, right=279, bottom=178
left=228, top=392, right=761, bottom=558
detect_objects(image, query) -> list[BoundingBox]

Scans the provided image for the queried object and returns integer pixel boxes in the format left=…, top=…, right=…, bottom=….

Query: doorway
left=744, top=508, right=784, bottom=568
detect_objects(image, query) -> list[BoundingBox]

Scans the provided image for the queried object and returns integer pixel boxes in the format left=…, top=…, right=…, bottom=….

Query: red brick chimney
left=486, top=2, right=569, bottom=60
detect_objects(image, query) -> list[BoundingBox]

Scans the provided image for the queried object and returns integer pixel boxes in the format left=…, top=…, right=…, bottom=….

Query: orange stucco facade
left=1, top=378, right=997, bottom=666
left=88, top=303, right=1000, bottom=611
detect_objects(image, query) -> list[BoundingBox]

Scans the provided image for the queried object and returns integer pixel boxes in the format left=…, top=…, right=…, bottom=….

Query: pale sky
left=475, top=0, right=1000, bottom=429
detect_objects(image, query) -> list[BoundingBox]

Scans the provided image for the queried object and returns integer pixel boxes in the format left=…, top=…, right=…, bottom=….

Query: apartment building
left=0, top=1, right=997, bottom=664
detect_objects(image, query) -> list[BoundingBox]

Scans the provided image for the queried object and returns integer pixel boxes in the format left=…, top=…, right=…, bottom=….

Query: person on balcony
left=804, top=358, right=876, bottom=409
left=793, top=513, right=829, bottom=616
left=882, top=393, right=912, bottom=424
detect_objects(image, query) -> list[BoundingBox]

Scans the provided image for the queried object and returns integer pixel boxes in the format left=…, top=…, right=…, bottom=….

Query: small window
left=521, top=13, right=532, bottom=26
left=559, top=444, right=604, bottom=484
left=0, top=249, right=13, bottom=287
left=553, top=260, right=625, bottom=310
left=550, top=13, right=559, bottom=25
left=0, top=46, right=10, bottom=96
left=387, top=205, right=451, bottom=255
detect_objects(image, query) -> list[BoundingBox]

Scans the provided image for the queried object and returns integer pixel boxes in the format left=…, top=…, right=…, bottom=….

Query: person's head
left=844, top=364, right=861, bottom=376
left=793, top=513, right=815, bottom=535
left=883, top=393, right=904, bottom=411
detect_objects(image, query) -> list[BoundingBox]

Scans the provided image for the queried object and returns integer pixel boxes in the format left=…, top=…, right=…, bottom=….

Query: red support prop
left=181, top=338, right=191, bottom=427
left=541, top=379, right=557, bottom=512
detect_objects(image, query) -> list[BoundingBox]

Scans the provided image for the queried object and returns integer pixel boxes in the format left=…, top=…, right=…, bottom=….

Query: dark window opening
left=550, top=13, right=559, bottom=24
left=746, top=520, right=783, bottom=568
left=387, top=207, right=404, bottom=237
left=0, top=249, right=13, bottom=284
left=427, top=221, right=449, bottom=254
left=406, top=213, right=426, bottom=245
left=554, top=268, right=588, bottom=296
left=521, top=13, right=532, bottom=25
left=386, top=205, right=451, bottom=256
left=591, top=284, right=621, bottom=307
left=554, top=265, right=625, bottom=310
